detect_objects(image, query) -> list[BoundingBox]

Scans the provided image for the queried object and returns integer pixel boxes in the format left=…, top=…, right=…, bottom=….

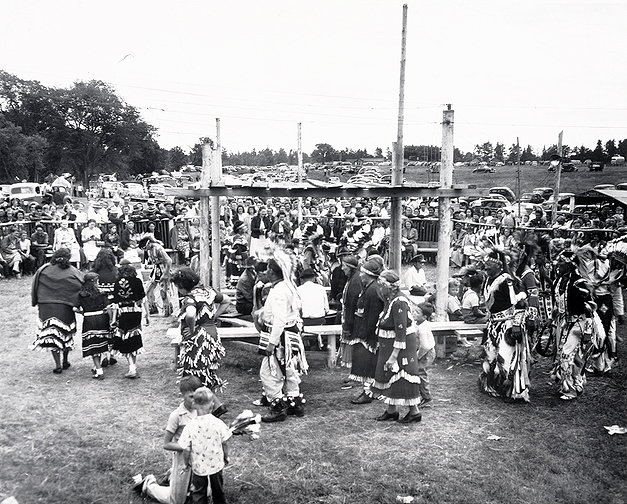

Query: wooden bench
left=169, top=321, right=486, bottom=368
left=218, top=313, right=255, bottom=328
left=431, top=322, right=486, bottom=358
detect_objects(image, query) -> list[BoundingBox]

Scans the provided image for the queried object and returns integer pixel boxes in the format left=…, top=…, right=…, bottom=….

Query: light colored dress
left=81, top=226, right=102, bottom=262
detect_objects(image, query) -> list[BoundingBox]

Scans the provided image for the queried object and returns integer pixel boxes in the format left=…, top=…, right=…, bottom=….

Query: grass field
left=1, top=267, right=627, bottom=504
left=312, top=162, right=627, bottom=198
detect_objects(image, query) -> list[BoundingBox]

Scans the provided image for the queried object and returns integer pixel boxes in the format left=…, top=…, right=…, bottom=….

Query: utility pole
left=551, top=131, right=563, bottom=224
left=297, top=122, right=303, bottom=223
left=516, top=137, right=521, bottom=219
left=389, top=3, right=408, bottom=274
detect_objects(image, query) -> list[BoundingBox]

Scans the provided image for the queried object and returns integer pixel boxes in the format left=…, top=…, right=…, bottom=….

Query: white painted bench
left=168, top=321, right=486, bottom=368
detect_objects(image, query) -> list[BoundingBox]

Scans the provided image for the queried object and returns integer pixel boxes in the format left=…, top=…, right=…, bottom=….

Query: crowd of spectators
left=1, top=190, right=626, bottom=281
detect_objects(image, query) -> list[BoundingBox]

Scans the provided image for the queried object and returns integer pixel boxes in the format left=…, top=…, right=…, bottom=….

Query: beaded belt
left=490, top=306, right=515, bottom=322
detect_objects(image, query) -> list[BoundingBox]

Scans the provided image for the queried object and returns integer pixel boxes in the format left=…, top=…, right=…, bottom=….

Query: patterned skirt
left=32, top=303, right=76, bottom=352
left=82, top=308, right=111, bottom=358
left=112, top=303, right=143, bottom=356
left=371, top=330, right=421, bottom=406
left=178, top=323, right=226, bottom=391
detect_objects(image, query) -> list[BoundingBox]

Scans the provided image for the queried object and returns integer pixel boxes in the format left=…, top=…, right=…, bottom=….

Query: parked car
left=593, top=184, right=615, bottom=191
left=472, top=166, right=495, bottom=173
left=469, top=198, right=514, bottom=214
left=123, top=182, right=147, bottom=199
left=102, top=181, right=123, bottom=198
left=532, top=187, right=554, bottom=200
left=541, top=192, right=575, bottom=213
left=520, top=192, right=545, bottom=204
left=8, top=182, right=46, bottom=204
left=380, top=174, right=407, bottom=184
left=589, top=162, right=605, bottom=172
left=562, top=162, right=577, bottom=172
left=489, top=186, right=517, bottom=203
left=615, top=182, right=627, bottom=191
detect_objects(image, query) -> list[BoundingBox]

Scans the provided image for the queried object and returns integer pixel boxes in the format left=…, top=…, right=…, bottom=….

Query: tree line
left=2, top=70, right=626, bottom=185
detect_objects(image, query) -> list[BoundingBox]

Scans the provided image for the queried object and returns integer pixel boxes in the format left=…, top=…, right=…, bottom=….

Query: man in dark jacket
left=235, top=257, right=257, bottom=316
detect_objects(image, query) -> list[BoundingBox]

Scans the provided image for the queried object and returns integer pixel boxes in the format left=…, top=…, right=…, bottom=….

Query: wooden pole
left=434, top=106, right=454, bottom=322
left=551, top=131, right=563, bottom=224
left=516, top=137, right=521, bottom=219
left=389, top=3, right=408, bottom=274
left=200, top=143, right=212, bottom=288
left=211, top=119, right=223, bottom=288
left=297, top=122, right=303, bottom=224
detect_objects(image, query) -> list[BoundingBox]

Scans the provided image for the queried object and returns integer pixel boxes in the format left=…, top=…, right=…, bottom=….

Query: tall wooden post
left=297, top=122, right=303, bottom=224
left=389, top=3, right=408, bottom=274
left=551, top=131, right=564, bottom=224
left=434, top=106, right=454, bottom=322
left=200, top=143, right=212, bottom=287
left=516, top=137, right=521, bottom=219
left=211, top=119, right=223, bottom=288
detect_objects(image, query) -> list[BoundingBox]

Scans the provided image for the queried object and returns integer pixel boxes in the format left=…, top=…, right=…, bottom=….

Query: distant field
left=311, top=164, right=627, bottom=196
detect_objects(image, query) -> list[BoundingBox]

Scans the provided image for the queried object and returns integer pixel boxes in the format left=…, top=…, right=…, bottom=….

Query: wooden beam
left=165, top=185, right=488, bottom=199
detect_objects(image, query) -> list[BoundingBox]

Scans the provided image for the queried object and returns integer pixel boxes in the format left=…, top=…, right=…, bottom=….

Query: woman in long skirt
left=370, top=270, right=423, bottom=423
left=78, top=272, right=111, bottom=380
left=171, top=267, right=231, bottom=390
left=31, top=248, right=84, bottom=373
left=111, top=259, right=145, bottom=378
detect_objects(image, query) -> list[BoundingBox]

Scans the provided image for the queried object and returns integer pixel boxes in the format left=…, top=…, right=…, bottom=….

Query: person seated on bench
left=461, top=274, right=488, bottom=324
left=297, top=268, right=329, bottom=327
left=235, top=256, right=257, bottom=316
left=403, top=254, right=429, bottom=296
left=447, top=278, right=463, bottom=321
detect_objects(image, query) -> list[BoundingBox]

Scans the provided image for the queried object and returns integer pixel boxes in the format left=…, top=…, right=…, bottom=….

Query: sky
left=2, top=0, right=627, bottom=157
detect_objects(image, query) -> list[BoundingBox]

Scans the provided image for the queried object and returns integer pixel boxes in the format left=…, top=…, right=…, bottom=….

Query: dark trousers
left=235, top=300, right=253, bottom=316
left=191, top=471, right=226, bottom=504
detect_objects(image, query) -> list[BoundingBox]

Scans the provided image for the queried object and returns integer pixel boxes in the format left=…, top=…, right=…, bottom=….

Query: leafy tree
left=494, top=142, right=505, bottom=163
left=507, top=143, right=520, bottom=164
left=310, top=143, right=336, bottom=164
left=0, top=114, right=47, bottom=182
left=520, top=145, right=536, bottom=163
left=51, top=80, right=158, bottom=185
left=577, top=145, right=593, bottom=162
left=167, top=146, right=188, bottom=171
left=605, top=139, right=618, bottom=160
left=374, top=147, right=383, bottom=158
left=618, top=139, right=627, bottom=159
left=592, top=140, right=605, bottom=162
left=275, top=148, right=288, bottom=164
left=474, top=142, right=493, bottom=162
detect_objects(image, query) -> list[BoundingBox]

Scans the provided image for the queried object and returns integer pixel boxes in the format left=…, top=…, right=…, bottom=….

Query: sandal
left=53, top=367, right=63, bottom=374
left=62, top=362, right=71, bottom=369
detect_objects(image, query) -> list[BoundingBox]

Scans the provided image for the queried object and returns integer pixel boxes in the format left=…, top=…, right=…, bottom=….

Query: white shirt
left=177, top=414, right=231, bottom=476
left=402, top=266, right=427, bottom=289
left=297, top=280, right=329, bottom=319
